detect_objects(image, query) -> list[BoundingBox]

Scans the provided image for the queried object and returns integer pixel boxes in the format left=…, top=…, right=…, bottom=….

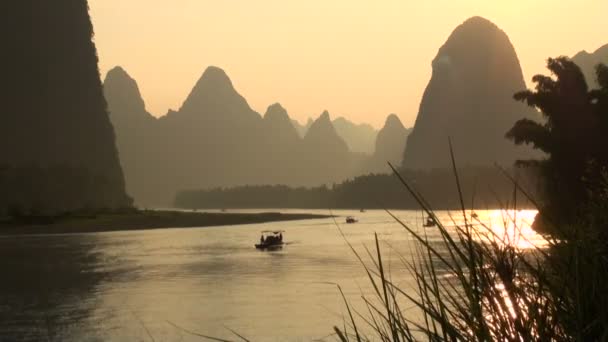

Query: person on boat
left=279, top=233, right=283, bottom=242
left=260, top=235, right=265, bottom=244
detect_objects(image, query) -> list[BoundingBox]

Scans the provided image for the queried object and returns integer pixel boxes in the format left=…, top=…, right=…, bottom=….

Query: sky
left=89, top=0, right=608, bottom=128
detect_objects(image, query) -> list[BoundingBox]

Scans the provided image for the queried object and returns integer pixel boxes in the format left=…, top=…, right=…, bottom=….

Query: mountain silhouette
left=373, top=114, right=410, bottom=171
left=259, top=103, right=304, bottom=184
left=104, top=67, right=164, bottom=205
left=301, top=111, right=353, bottom=184
left=303, top=111, right=349, bottom=152
left=333, top=117, right=378, bottom=154
left=402, top=16, right=537, bottom=169
left=573, top=44, right=608, bottom=88
left=175, top=66, right=262, bottom=123
left=263, top=103, right=301, bottom=142
left=0, top=1, right=130, bottom=213
left=157, top=66, right=264, bottom=200
left=356, top=114, right=410, bottom=174
left=106, top=68, right=367, bottom=205
left=292, top=118, right=314, bottom=137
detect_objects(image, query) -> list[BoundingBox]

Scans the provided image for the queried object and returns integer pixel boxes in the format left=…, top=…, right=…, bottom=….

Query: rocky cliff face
left=0, top=1, right=130, bottom=213
left=573, top=44, right=608, bottom=89
left=104, top=67, right=161, bottom=205
left=402, top=16, right=536, bottom=169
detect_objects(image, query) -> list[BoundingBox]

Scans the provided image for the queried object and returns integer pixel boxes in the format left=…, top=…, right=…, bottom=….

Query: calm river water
left=0, top=209, right=542, bottom=341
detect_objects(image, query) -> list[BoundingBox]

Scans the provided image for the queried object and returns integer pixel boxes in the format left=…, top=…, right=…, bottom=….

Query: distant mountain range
left=291, top=118, right=313, bottom=138
left=2, top=6, right=601, bottom=214
left=105, top=67, right=407, bottom=205
left=332, top=118, right=378, bottom=154
left=292, top=117, right=378, bottom=154
left=105, top=15, right=598, bottom=206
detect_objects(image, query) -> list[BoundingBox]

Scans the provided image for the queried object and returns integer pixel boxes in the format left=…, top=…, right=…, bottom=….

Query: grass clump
left=333, top=159, right=608, bottom=341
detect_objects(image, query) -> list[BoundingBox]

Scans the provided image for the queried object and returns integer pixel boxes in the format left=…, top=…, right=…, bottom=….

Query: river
left=0, top=209, right=542, bottom=341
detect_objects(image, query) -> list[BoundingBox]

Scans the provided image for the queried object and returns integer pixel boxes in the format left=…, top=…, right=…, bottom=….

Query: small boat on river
left=346, top=216, right=358, bottom=224
left=423, top=216, right=437, bottom=227
left=255, top=230, right=285, bottom=250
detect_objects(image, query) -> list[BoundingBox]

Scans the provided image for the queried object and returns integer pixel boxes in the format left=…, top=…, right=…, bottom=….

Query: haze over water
left=0, top=209, right=541, bottom=341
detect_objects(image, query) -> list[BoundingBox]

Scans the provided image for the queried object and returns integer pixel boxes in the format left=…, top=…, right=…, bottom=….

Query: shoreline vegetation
left=175, top=166, right=539, bottom=211
left=0, top=210, right=332, bottom=236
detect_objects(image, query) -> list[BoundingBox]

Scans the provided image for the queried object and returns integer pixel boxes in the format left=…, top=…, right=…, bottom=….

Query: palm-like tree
left=507, top=57, right=608, bottom=228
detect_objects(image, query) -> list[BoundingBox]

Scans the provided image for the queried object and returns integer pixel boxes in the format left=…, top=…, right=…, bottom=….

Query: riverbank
left=0, top=210, right=333, bottom=235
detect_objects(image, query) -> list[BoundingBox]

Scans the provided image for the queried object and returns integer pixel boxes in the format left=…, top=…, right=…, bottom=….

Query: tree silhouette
left=507, top=57, right=608, bottom=226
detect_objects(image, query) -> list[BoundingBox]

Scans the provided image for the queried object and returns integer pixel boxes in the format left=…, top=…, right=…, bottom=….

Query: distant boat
left=255, top=230, right=285, bottom=250
left=346, top=216, right=358, bottom=224
left=360, top=209, right=366, bottom=213
left=471, top=212, right=479, bottom=219
left=423, top=216, right=437, bottom=227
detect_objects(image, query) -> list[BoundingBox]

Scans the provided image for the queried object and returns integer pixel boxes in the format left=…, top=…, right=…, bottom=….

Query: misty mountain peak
left=403, top=16, right=535, bottom=169
left=431, top=16, right=515, bottom=74
left=106, top=66, right=131, bottom=81
left=372, top=113, right=410, bottom=169
left=264, top=103, right=290, bottom=122
left=573, top=43, right=608, bottom=88
left=307, top=111, right=335, bottom=134
left=332, top=116, right=378, bottom=154
left=262, top=103, right=301, bottom=146
left=104, top=66, right=148, bottom=117
left=461, top=16, right=497, bottom=29
left=303, top=111, right=349, bottom=153
left=200, top=66, right=233, bottom=88
left=384, top=114, right=404, bottom=129
left=319, top=110, right=331, bottom=122
left=187, top=66, right=236, bottom=99
left=573, top=44, right=608, bottom=60
left=177, top=66, right=259, bottom=121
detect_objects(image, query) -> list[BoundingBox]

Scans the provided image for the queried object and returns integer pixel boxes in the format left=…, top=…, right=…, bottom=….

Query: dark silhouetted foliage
left=174, top=166, right=538, bottom=210
left=507, top=57, right=608, bottom=228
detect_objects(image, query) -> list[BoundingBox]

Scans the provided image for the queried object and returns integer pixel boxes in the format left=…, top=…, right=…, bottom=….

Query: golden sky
left=90, top=0, right=608, bottom=128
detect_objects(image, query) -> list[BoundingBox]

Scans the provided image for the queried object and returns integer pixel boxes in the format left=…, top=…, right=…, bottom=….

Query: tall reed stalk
left=333, top=148, right=608, bottom=341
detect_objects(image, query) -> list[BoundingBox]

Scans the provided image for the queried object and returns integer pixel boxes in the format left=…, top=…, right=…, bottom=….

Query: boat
left=360, top=208, right=366, bottom=213
left=471, top=212, right=479, bottom=219
left=346, top=216, right=358, bottom=224
left=255, top=230, right=285, bottom=250
left=423, top=216, right=437, bottom=227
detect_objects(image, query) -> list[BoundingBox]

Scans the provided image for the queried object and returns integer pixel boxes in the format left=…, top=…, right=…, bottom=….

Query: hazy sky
left=90, top=0, right=608, bottom=128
